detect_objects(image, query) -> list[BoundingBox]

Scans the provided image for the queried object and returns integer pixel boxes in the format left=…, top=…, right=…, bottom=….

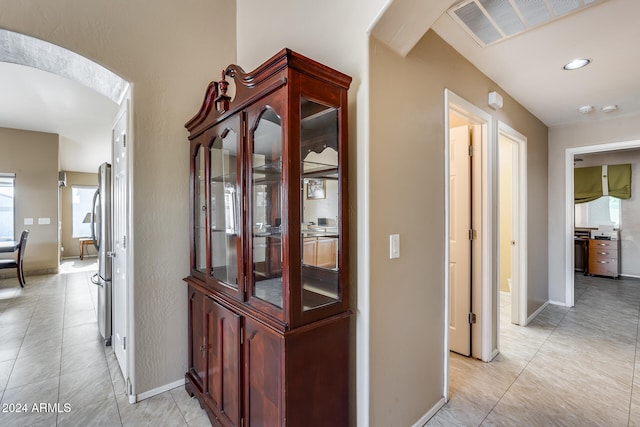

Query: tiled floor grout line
left=106, top=350, right=125, bottom=426
left=170, top=389, right=191, bottom=426
left=98, top=269, right=125, bottom=427
left=0, top=277, right=41, bottom=408
left=56, top=274, right=67, bottom=426
left=478, top=298, right=577, bottom=426
left=0, top=284, right=22, bottom=406
left=627, top=301, right=640, bottom=427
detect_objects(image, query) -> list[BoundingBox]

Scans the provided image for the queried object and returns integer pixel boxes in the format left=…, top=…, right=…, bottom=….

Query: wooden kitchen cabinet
left=588, top=239, right=620, bottom=278
left=302, top=237, right=337, bottom=269
left=184, top=49, right=351, bottom=426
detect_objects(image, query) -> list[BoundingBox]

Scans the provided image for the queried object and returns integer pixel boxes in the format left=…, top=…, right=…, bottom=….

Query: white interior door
left=112, top=100, right=129, bottom=382
left=449, top=125, right=471, bottom=356
left=509, top=140, right=520, bottom=325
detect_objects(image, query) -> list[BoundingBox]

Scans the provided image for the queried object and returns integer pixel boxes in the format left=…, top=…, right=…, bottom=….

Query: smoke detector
left=578, top=105, right=594, bottom=114
left=602, top=105, right=618, bottom=113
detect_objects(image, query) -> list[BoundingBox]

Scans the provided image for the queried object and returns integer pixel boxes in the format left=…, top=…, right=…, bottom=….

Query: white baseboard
left=548, top=300, right=566, bottom=307
left=490, top=348, right=500, bottom=361
left=621, top=273, right=640, bottom=279
left=132, top=378, right=186, bottom=403
left=412, top=397, right=446, bottom=427
left=527, top=300, right=550, bottom=324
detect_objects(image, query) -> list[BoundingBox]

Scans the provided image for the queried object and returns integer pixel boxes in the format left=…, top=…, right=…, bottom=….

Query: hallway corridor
left=429, top=274, right=640, bottom=426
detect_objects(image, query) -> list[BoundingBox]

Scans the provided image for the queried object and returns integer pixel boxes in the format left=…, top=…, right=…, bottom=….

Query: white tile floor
left=0, top=259, right=211, bottom=427
left=3, top=262, right=640, bottom=426
left=428, top=273, right=640, bottom=426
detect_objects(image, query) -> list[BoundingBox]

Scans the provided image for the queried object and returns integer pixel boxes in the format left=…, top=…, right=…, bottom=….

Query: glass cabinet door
left=300, top=98, right=340, bottom=311
left=194, top=145, right=207, bottom=274
left=250, top=107, right=284, bottom=310
left=209, top=128, right=241, bottom=290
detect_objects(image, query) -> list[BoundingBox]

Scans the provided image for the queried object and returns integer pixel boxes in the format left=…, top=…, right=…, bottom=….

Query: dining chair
left=0, top=229, right=29, bottom=287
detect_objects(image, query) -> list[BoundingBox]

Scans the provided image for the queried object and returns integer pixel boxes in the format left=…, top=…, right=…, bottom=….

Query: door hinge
left=468, top=312, right=477, bottom=324
left=123, top=134, right=127, bottom=148
left=123, top=336, right=126, bottom=350
left=468, top=229, right=477, bottom=240
left=468, top=145, right=473, bottom=156
left=240, top=327, right=244, bottom=345
left=123, top=235, right=127, bottom=249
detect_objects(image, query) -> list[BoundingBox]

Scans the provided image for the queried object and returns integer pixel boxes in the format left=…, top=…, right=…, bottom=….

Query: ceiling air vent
left=447, top=0, right=608, bottom=47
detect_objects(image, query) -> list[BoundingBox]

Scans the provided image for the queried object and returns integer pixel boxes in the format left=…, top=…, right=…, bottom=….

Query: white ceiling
left=0, top=61, right=118, bottom=174
left=431, top=0, right=640, bottom=127
left=1, top=0, right=638, bottom=175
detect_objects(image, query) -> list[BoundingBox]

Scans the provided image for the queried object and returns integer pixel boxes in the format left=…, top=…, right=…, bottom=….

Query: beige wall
left=548, top=114, right=640, bottom=303
left=60, top=172, right=98, bottom=259
left=236, top=2, right=384, bottom=425
left=237, top=0, right=383, bottom=77
left=0, top=127, right=59, bottom=277
left=0, top=0, right=236, bottom=395
left=369, top=31, right=549, bottom=425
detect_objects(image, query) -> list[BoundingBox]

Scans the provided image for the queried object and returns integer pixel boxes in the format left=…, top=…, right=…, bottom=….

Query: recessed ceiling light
left=578, top=105, right=594, bottom=114
left=563, top=58, right=591, bottom=70
left=602, top=105, right=618, bottom=113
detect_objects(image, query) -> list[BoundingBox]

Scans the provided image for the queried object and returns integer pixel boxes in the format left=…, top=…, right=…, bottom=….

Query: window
left=72, top=186, right=97, bottom=238
left=575, top=196, right=621, bottom=228
left=0, top=173, right=15, bottom=241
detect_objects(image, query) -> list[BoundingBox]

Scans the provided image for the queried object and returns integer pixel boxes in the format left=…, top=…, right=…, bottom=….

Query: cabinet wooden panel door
left=316, top=237, right=337, bottom=269
left=188, top=286, right=206, bottom=392
left=205, top=297, right=241, bottom=426
left=244, top=318, right=282, bottom=426
left=303, top=237, right=317, bottom=266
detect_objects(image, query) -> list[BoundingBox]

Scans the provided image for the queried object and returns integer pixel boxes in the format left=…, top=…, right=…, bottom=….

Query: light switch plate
left=390, top=234, right=400, bottom=259
left=38, top=217, right=51, bottom=225
left=24, top=218, right=33, bottom=225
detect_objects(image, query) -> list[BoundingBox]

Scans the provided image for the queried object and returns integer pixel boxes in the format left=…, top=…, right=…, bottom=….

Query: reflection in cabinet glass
left=210, top=129, right=240, bottom=288
left=184, top=49, right=352, bottom=426
left=194, top=146, right=206, bottom=273
left=301, top=98, right=340, bottom=311
left=251, top=108, right=284, bottom=308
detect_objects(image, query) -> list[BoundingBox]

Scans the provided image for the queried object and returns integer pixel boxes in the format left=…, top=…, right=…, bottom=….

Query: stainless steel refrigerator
left=91, top=162, right=113, bottom=346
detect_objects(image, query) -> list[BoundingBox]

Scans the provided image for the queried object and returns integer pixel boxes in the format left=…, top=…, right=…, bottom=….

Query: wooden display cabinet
left=184, top=48, right=352, bottom=426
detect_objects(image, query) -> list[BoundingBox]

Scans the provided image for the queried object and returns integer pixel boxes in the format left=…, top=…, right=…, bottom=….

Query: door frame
left=497, top=122, right=528, bottom=327
left=444, top=89, right=494, bottom=399
left=564, top=138, right=640, bottom=307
